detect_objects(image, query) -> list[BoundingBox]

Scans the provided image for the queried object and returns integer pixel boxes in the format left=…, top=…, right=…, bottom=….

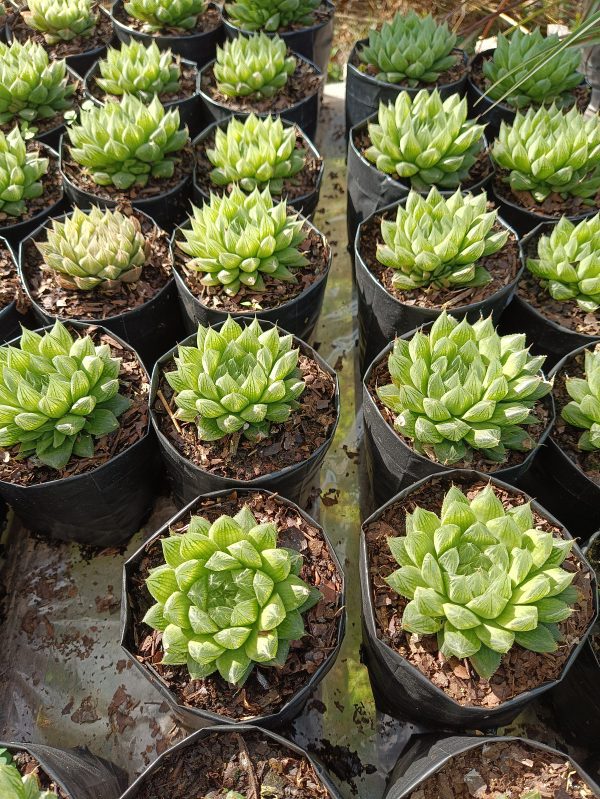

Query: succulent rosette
left=225, top=0, right=320, bottom=33
left=21, top=0, right=97, bottom=44
left=213, top=33, right=296, bottom=99
left=0, top=126, right=48, bottom=217
left=124, top=0, right=206, bottom=32
left=560, top=345, right=600, bottom=451
left=95, top=41, right=181, bottom=102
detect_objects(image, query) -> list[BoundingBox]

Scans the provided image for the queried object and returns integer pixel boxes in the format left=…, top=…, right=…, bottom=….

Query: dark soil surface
left=0, top=240, right=24, bottom=313
left=113, top=1, right=221, bottom=36
left=11, top=751, right=69, bottom=799
left=0, top=144, right=62, bottom=230
left=587, top=536, right=600, bottom=661
left=224, top=1, right=333, bottom=34
left=493, top=168, right=600, bottom=220
left=364, top=474, right=595, bottom=708
left=351, top=47, right=467, bottom=90
left=10, top=3, right=112, bottom=59
left=87, top=63, right=198, bottom=106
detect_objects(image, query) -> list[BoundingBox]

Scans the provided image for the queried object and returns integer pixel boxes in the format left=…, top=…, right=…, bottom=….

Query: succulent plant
left=0, top=748, right=59, bottom=799
left=0, top=40, right=76, bottom=128
left=0, top=321, right=130, bottom=469
left=526, top=214, right=600, bottom=312
left=377, top=311, right=552, bottom=464
left=492, top=105, right=600, bottom=203
left=21, top=0, right=97, bottom=44
left=178, top=186, right=308, bottom=296
left=95, top=41, right=181, bottom=103
left=560, top=345, right=600, bottom=451
left=205, top=793, right=246, bottom=799
left=365, top=90, right=486, bottom=191
left=165, top=316, right=305, bottom=442
left=36, top=206, right=150, bottom=292
left=207, top=114, right=305, bottom=195
left=213, top=33, right=296, bottom=100
left=359, top=11, right=458, bottom=87
left=386, top=482, right=577, bottom=678
left=377, top=187, right=509, bottom=291
left=143, top=505, right=321, bottom=685
left=67, top=95, right=188, bottom=190
left=0, top=126, right=48, bottom=217
left=124, top=0, right=205, bottom=32
left=483, top=29, right=582, bottom=109
left=225, top=0, right=320, bottom=33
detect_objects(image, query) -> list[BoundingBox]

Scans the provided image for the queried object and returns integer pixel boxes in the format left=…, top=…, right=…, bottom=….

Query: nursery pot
left=110, top=0, right=224, bottom=67
left=18, top=209, right=185, bottom=370
left=360, top=469, right=598, bottom=731
left=150, top=319, right=339, bottom=508
left=192, top=116, right=324, bottom=220
left=0, top=321, right=162, bottom=545
left=0, top=235, right=35, bottom=344
left=121, top=488, right=345, bottom=729
left=221, top=0, right=335, bottom=74
left=346, top=43, right=468, bottom=137
left=355, top=201, right=523, bottom=372
left=0, top=742, right=127, bottom=799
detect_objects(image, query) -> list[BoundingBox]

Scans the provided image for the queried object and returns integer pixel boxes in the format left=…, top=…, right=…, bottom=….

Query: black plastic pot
left=221, top=0, right=334, bottom=74
left=385, top=735, right=600, bottom=797
left=119, top=724, right=342, bottom=798
left=59, top=135, right=192, bottom=233
left=121, top=488, right=345, bottom=729
left=0, top=321, right=162, bottom=545
left=360, top=469, right=598, bottom=731
left=18, top=209, right=185, bottom=370
left=198, top=53, right=322, bottom=141
left=150, top=319, right=339, bottom=508
left=110, top=0, right=224, bottom=67
left=0, top=235, right=35, bottom=344
left=355, top=200, right=523, bottom=372
left=346, top=43, right=467, bottom=137
left=0, top=742, right=127, bottom=799
left=192, top=116, right=324, bottom=220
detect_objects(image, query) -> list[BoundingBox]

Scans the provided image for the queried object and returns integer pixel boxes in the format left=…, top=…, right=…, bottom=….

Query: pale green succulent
left=143, top=506, right=321, bottom=685
left=67, top=94, right=188, bottom=190
left=213, top=33, right=296, bottom=100
left=124, top=0, right=206, bottom=32
left=492, top=105, right=600, bottom=203
left=0, top=321, right=130, bottom=469
left=377, top=187, right=508, bottom=291
left=377, top=311, right=552, bottom=464
left=527, top=214, right=600, bottom=312
left=359, top=11, right=457, bottom=86
left=0, top=126, right=48, bottom=217
left=165, top=316, right=305, bottom=442
left=21, top=0, right=97, bottom=44
left=95, top=41, right=181, bottom=102
left=36, top=206, right=149, bottom=291
left=561, top=345, right=600, bottom=451
left=205, top=793, right=246, bottom=799
left=483, top=29, right=582, bottom=109
left=0, top=748, right=59, bottom=799
left=365, top=90, right=486, bottom=191
left=225, top=0, right=320, bottom=33
left=206, top=114, right=305, bottom=195
left=178, top=186, right=308, bottom=296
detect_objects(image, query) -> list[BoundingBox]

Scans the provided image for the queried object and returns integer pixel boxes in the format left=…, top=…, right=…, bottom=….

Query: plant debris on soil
left=10, top=751, right=69, bottom=799
left=351, top=47, right=467, bottom=90
left=407, top=740, right=597, bottom=799
left=586, top=536, right=600, bottom=661
left=113, top=1, right=222, bottom=36
left=0, top=144, right=62, bottom=229
left=87, top=63, right=199, bottom=106
left=492, top=169, right=600, bottom=220
left=0, top=326, right=150, bottom=486
left=364, top=474, right=595, bottom=708
left=175, top=223, right=330, bottom=313
left=224, top=0, right=333, bottom=34
left=10, top=3, right=113, bottom=59
left=358, top=212, right=520, bottom=309
left=127, top=491, right=343, bottom=721
left=22, top=208, right=173, bottom=320
left=155, top=351, right=337, bottom=480
left=0, top=75, right=82, bottom=139
left=0, top=240, right=25, bottom=313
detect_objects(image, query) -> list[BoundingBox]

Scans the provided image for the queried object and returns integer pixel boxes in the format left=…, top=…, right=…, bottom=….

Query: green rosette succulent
left=365, top=90, right=486, bottom=191
left=359, top=11, right=457, bottom=86
left=0, top=126, right=48, bottom=217
left=0, top=748, right=59, bottom=799
left=67, top=94, right=188, bottom=190
left=225, top=0, right=320, bottom=33
left=213, top=33, right=296, bottom=100
left=377, top=311, right=552, bottom=464
left=483, top=29, right=582, bottom=109
left=143, top=506, right=321, bottom=685
left=165, top=316, right=305, bottom=442
left=0, top=321, right=131, bottom=469
left=178, top=186, right=308, bottom=296
left=385, top=482, right=577, bottom=678
left=377, top=187, right=508, bottom=291
left=21, top=0, right=97, bottom=44
left=124, top=0, right=205, bottom=32
left=36, top=206, right=149, bottom=291
left=560, top=345, right=600, bottom=451
left=492, top=105, right=600, bottom=203
left=206, top=114, right=305, bottom=195
left=527, top=214, right=600, bottom=312
left=95, top=41, right=181, bottom=102
left=0, top=40, right=75, bottom=128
